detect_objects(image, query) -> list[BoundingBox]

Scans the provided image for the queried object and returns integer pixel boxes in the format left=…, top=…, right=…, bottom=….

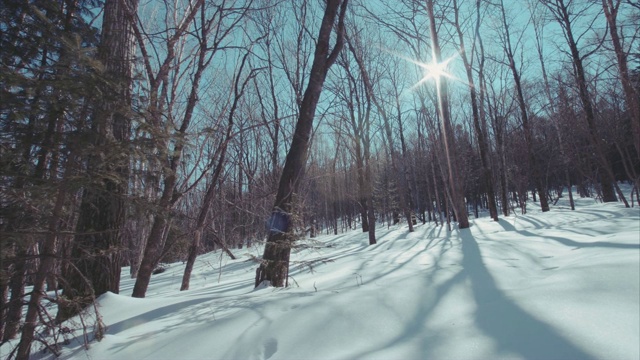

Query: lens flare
left=411, top=53, right=458, bottom=89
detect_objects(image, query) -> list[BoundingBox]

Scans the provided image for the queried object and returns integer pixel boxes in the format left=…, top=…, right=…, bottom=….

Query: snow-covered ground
left=4, top=194, right=640, bottom=360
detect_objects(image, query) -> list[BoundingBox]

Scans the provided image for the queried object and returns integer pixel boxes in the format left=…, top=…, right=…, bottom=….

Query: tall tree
left=453, top=0, right=499, bottom=221
left=0, top=0, right=101, bottom=345
left=497, top=0, right=550, bottom=213
left=602, top=0, right=640, bottom=157
left=335, top=29, right=377, bottom=244
left=181, top=51, right=257, bottom=291
left=255, top=0, right=349, bottom=288
left=425, top=0, right=470, bottom=229
left=541, top=0, right=619, bottom=203
left=57, top=0, right=139, bottom=321
left=528, top=0, right=576, bottom=210
left=334, top=51, right=371, bottom=233
left=132, top=0, right=253, bottom=298
left=348, top=33, right=415, bottom=233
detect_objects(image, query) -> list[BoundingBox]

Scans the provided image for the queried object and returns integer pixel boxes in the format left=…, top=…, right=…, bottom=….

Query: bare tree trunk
left=530, top=1, right=576, bottom=210
left=255, top=0, right=349, bottom=288
left=394, top=87, right=416, bottom=231
left=340, top=37, right=377, bottom=236
left=430, top=152, right=442, bottom=227
left=364, top=115, right=376, bottom=245
left=346, top=34, right=414, bottom=232
left=0, top=276, right=7, bottom=343
left=3, top=255, right=25, bottom=342
left=425, top=0, right=469, bottom=229
left=454, top=0, right=498, bottom=221
left=181, top=50, right=255, bottom=291
left=58, top=0, right=138, bottom=320
left=17, top=165, right=75, bottom=359
left=131, top=0, right=228, bottom=298
left=602, top=0, right=640, bottom=156
left=542, top=0, right=619, bottom=203
left=483, top=75, right=510, bottom=217
left=355, top=138, right=370, bottom=232
left=498, top=0, right=550, bottom=213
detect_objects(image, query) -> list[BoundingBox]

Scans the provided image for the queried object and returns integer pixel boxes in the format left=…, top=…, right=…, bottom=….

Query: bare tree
left=452, top=0, right=499, bottom=221
left=181, top=51, right=259, bottom=291
left=425, top=0, right=469, bottom=228
left=131, top=0, right=258, bottom=298
left=348, top=31, right=415, bottom=232
left=255, top=0, right=349, bottom=288
left=602, top=0, right=640, bottom=156
left=332, top=53, right=370, bottom=233
left=541, top=0, right=620, bottom=203
left=332, top=28, right=377, bottom=243
left=495, top=0, right=550, bottom=213
left=483, top=59, right=517, bottom=216
left=528, top=0, right=576, bottom=210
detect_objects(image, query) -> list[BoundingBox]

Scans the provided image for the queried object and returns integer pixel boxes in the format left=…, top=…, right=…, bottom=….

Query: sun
left=383, top=48, right=464, bottom=90
left=413, top=54, right=458, bottom=88
left=420, top=59, right=451, bottom=80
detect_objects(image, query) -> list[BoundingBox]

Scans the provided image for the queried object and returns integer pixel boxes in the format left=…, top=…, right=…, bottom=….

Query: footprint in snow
left=263, top=338, right=278, bottom=360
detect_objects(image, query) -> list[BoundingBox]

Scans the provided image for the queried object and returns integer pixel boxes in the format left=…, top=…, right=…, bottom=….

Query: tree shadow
left=521, top=229, right=640, bottom=250
left=101, top=292, right=273, bottom=358
left=459, top=230, right=595, bottom=359
left=337, top=231, right=462, bottom=359
left=499, top=220, right=639, bottom=250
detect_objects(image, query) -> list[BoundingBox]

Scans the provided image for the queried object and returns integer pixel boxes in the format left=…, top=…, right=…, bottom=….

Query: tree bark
left=255, top=0, right=349, bottom=288
left=425, top=0, right=469, bottom=229
left=58, top=0, right=138, bottom=320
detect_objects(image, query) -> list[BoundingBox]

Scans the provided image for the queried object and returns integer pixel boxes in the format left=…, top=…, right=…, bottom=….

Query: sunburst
left=410, top=53, right=459, bottom=89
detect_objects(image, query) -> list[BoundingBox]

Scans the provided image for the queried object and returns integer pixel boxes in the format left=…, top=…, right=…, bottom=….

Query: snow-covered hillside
left=5, top=195, right=640, bottom=360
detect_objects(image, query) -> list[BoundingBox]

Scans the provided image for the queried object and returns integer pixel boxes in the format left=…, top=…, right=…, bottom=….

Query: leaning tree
left=255, top=0, right=349, bottom=288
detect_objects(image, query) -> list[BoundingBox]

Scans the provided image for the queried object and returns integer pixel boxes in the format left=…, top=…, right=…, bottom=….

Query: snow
left=3, top=194, right=639, bottom=360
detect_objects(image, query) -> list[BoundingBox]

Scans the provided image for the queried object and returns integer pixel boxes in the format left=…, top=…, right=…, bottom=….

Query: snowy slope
left=4, top=195, right=639, bottom=360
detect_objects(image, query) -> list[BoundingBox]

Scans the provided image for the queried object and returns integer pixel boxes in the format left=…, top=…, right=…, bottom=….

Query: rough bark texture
left=255, top=0, right=349, bottom=288
left=58, top=0, right=137, bottom=321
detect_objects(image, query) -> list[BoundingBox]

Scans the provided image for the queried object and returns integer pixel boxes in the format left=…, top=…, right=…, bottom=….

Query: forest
left=1, top=0, right=639, bottom=358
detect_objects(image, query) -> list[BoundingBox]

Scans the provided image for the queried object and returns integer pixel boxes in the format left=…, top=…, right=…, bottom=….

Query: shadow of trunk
left=459, top=229, right=595, bottom=360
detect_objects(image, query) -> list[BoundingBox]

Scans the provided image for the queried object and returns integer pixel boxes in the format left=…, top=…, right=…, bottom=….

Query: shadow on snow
left=459, top=229, right=595, bottom=359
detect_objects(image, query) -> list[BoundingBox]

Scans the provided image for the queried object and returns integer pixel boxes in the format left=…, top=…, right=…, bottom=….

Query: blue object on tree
left=267, top=210, right=289, bottom=234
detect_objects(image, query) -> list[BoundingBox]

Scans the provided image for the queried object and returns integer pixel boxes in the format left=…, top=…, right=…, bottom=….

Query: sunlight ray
left=410, top=53, right=460, bottom=90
